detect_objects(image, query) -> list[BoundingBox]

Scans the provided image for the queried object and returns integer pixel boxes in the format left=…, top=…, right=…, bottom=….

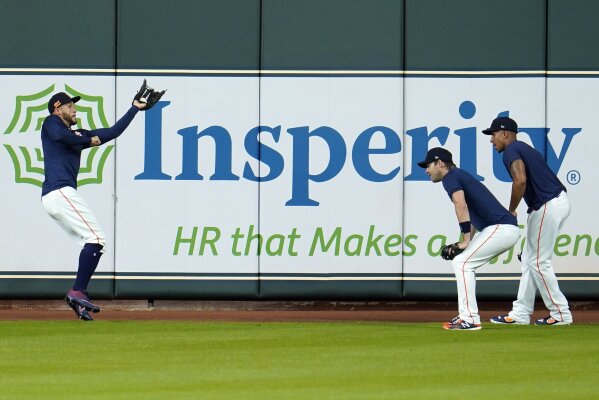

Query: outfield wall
left=0, top=0, right=597, bottom=299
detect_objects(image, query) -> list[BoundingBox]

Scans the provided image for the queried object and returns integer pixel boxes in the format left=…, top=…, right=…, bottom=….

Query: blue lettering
left=243, top=126, right=285, bottom=182
left=175, top=126, right=240, bottom=181
left=135, top=101, right=172, bottom=180
left=546, top=128, right=581, bottom=174
left=454, top=101, right=483, bottom=181
left=135, top=100, right=581, bottom=207
left=285, top=126, right=346, bottom=206
left=352, top=126, right=401, bottom=182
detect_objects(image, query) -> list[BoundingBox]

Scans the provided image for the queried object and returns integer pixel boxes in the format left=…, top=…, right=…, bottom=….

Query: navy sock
left=73, top=244, right=104, bottom=292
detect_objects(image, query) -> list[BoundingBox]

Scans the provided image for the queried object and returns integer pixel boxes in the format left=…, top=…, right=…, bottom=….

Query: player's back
left=502, top=141, right=565, bottom=212
left=442, top=168, right=517, bottom=231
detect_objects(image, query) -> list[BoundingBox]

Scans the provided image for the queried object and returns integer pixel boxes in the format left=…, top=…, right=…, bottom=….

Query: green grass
left=0, top=321, right=597, bottom=399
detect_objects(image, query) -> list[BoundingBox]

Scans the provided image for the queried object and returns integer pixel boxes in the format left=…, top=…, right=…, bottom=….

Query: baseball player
left=418, top=147, right=520, bottom=330
left=41, top=82, right=164, bottom=321
left=484, top=117, right=573, bottom=326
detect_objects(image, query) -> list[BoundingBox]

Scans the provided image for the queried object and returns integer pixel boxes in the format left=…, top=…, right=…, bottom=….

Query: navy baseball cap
left=48, top=92, right=80, bottom=114
left=482, top=116, right=518, bottom=135
left=417, top=147, right=453, bottom=168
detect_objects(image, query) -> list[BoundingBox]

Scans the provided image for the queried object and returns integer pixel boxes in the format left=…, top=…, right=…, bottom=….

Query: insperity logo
left=3, top=84, right=114, bottom=187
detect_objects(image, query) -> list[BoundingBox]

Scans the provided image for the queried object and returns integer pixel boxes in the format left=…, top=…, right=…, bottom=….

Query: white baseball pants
left=41, top=187, right=106, bottom=250
left=508, top=192, right=572, bottom=324
left=452, top=224, right=520, bottom=325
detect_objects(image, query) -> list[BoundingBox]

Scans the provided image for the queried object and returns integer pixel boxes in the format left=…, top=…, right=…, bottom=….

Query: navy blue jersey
left=41, top=106, right=139, bottom=196
left=442, top=168, right=517, bottom=231
left=502, top=141, right=566, bottom=213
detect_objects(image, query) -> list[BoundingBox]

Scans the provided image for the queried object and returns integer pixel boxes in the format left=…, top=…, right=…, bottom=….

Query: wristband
left=459, top=221, right=471, bottom=234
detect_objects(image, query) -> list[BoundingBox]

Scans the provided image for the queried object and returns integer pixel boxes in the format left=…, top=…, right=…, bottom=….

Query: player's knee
left=83, top=242, right=104, bottom=255
left=521, top=254, right=536, bottom=268
left=451, top=252, right=467, bottom=266
left=85, top=231, right=106, bottom=249
left=536, top=258, right=553, bottom=270
left=451, top=255, right=471, bottom=271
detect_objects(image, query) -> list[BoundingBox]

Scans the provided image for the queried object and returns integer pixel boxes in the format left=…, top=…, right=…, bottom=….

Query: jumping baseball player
left=418, top=147, right=520, bottom=330
left=41, top=81, right=164, bottom=321
left=484, top=117, right=573, bottom=325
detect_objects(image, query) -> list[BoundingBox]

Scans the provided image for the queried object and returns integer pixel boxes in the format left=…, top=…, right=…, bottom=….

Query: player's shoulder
left=442, top=167, right=466, bottom=187
left=450, top=167, right=473, bottom=181
left=42, top=114, right=57, bottom=125
left=511, top=140, right=530, bottom=149
left=41, top=114, right=59, bottom=132
left=503, top=140, right=529, bottom=157
left=457, top=169, right=491, bottom=195
left=444, top=167, right=460, bottom=178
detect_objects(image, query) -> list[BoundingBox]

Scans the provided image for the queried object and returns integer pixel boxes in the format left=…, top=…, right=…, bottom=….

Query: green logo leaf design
left=4, top=84, right=55, bottom=134
left=4, top=85, right=114, bottom=187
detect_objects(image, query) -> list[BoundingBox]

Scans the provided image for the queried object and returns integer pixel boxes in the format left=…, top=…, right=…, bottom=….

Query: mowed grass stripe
left=0, top=321, right=596, bottom=400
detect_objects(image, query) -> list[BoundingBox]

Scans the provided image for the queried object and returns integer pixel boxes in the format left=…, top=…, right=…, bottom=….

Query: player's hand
left=441, top=242, right=465, bottom=260
left=90, top=136, right=101, bottom=146
left=510, top=211, right=517, bottom=217
left=133, top=79, right=166, bottom=111
left=133, top=100, right=147, bottom=109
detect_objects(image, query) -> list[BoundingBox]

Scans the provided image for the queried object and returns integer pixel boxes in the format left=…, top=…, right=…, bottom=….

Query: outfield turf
left=0, top=321, right=597, bottom=399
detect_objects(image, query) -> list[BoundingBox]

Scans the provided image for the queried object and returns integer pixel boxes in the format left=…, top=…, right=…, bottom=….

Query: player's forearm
left=94, top=106, right=139, bottom=144
left=509, top=181, right=526, bottom=213
left=454, top=204, right=471, bottom=244
left=461, top=230, right=472, bottom=243
left=47, top=122, right=92, bottom=147
left=454, top=202, right=470, bottom=223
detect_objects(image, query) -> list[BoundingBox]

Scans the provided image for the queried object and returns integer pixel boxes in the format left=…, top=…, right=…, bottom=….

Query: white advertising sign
left=0, top=74, right=596, bottom=293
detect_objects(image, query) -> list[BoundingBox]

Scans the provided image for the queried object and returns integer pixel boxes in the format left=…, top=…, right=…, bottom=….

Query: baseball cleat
left=65, top=298, right=94, bottom=321
left=443, top=320, right=481, bottom=331
left=66, top=289, right=101, bottom=313
left=534, top=316, right=572, bottom=326
left=78, top=308, right=94, bottom=321
left=490, top=315, right=528, bottom=325
left=443, top=316, right=462, bottom=328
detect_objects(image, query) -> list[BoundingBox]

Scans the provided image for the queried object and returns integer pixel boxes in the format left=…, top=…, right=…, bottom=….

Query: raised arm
left=89, top=80, right=164, bottom=145
left=92, top=105, right=141, bottom=144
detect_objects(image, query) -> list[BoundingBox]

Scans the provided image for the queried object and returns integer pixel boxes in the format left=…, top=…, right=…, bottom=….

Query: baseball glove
left=441, top=242, right=464, bottom=260
left=134, top=79, right=166, bottom=111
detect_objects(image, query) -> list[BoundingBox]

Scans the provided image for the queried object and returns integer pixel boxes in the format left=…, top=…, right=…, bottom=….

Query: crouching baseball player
left=41, top=81, right=164, bottom=321
left=418, top=148, right=519, bottom=330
